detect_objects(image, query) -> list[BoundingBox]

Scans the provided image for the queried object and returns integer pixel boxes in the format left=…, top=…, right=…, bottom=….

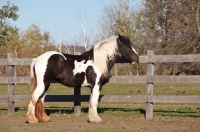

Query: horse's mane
left=93, top=36, right=118, bottom=76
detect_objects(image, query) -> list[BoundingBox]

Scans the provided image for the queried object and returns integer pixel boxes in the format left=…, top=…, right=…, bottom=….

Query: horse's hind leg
left=26, top=98, right=38, bottom=123
left=26, top=83, right=45, bottom=123
left=35, top=92, right=51, bottom=122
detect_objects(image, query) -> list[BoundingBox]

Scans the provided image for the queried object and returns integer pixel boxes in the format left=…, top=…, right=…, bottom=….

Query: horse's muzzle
left=132, top=60, right=138, bottom=64
left=132, top=59, right=139, bottom=64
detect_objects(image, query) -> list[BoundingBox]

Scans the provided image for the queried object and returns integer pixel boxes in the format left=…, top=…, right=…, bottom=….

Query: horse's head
left=117, top=34, right=139, bottom=64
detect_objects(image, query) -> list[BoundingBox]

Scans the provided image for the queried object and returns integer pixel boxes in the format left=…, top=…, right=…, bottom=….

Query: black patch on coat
left=33, top=64, right=37, bottom=83
left=86, top=66, right=97, bottom=88
left=98, top=75, right=111, bottom=91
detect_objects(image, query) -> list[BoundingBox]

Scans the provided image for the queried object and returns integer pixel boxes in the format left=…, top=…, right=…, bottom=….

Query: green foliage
left=0, top=1, right=19, bottom=47
left=99, top=0, right=138, bottom=42
left=0, top=1, right=56, bottom=76
left=0, top=1, right=19, bottom=21
left=0, top=1, right=56, bottom=60
left=19, top=24, right=56, bottom=58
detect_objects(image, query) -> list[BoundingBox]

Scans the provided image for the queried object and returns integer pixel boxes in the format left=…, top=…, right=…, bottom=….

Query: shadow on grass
left=44, top=107, right=146, bottom=116
left=154, top=107, right=200, bottom=118
left=155, top=110, right=200, bottom=118
left=0, top=106, right=199, bottom=118
left=44, top=107, right=200, bottom=118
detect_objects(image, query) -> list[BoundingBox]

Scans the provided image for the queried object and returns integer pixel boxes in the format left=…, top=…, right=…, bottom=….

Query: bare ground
left=0, top=101, right=200, bottom=132
left=0, top=112, right=200, bottom=132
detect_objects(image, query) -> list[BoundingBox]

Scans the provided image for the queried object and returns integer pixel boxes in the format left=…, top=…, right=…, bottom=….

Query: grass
left=1, top=82, right=200, bottom=117
left=0, top=83, right=200, bottom=131
left=1, top=82, right=200, bottom=95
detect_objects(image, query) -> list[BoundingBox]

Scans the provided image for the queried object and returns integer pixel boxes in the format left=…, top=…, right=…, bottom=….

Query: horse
left=25, top=34, right=139, bottom=124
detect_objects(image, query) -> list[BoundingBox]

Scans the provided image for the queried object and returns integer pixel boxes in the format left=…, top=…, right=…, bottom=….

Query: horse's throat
left=106, top=59, right=115, bottom=75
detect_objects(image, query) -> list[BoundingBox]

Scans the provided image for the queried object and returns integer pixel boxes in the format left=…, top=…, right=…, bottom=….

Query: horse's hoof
left=40, top=115, right=51, bottom=123
left=88, top=117, right=102, bottom=123
left=26, top=116, right=39, bottom=124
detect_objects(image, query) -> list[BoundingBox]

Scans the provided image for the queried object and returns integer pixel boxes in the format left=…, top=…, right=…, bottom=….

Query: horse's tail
left=30, top=59, right=37, bottom=105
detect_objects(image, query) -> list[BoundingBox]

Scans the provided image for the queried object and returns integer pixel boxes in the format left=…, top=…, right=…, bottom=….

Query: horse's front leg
left=88, top=84, right=102, bottom=123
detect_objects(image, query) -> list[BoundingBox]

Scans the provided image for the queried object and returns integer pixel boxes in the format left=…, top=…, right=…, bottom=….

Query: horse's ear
left=118, top=34, right=123, bottom=42
left=118, top=34, right=126, bottom=43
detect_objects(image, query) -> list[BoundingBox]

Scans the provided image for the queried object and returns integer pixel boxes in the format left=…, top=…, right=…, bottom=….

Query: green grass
left=0, top=83, right=200, bottom=118
left=0, top=83, right=200, bottom=132
left=1, top=83, right=200, bottom=95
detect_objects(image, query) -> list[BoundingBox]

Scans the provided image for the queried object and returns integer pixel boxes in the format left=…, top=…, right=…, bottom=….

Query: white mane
left=93, top=36, right=118, bottom=76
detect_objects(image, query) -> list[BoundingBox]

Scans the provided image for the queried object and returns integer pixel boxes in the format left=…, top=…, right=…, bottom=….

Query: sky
left=0, top=0, right=141, bottom=43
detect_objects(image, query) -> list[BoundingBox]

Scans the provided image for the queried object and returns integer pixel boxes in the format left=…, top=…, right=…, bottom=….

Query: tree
left=14, top=24, right=56, bottom=76
left=0, top=1, right=19, bottom=46
left=99, top=0, right=137, bottom=42
left=76, top=10, right=94, bottom=51
left=136, top=0, right=200, bottom=75
left=98, top=0, right=141, bottom=76
left=19, top=24, right=56, bottom=58
left=137, top=0, right=200, bottom=55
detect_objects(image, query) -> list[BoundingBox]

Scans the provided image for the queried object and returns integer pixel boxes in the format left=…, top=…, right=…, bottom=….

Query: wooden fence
left=1, top=50, right=200, bottom=119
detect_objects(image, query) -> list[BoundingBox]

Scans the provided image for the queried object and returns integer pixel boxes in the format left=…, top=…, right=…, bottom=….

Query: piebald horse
left=26, top=34, right=139, bottom=123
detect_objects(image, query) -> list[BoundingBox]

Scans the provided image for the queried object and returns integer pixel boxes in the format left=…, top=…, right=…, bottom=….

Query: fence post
left=7, top=53, right=15, bottom=115
left=146, top=50, right=154, bottom=119
left=74, top=87, right=81, bottom=116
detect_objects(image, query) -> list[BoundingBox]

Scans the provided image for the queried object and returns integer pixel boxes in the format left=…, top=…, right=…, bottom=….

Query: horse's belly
left=57, top=73, right=91, bottom=87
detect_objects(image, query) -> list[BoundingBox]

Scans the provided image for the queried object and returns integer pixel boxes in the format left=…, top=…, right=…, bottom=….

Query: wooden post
left=7, top=53, right=15, bottom=115
left=74, top=87, right=81, bottom=116
left=146, top=50, right=154, bottom=119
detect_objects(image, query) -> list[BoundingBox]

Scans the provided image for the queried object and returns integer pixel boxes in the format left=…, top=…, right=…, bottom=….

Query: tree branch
left=197, top=0, right=200, bottom=36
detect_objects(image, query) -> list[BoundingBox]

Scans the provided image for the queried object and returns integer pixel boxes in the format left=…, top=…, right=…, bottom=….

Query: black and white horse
left=26, top=34, right=139, bottom=123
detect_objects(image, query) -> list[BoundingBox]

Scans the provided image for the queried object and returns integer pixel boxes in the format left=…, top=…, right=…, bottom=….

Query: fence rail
left=0, top=51, right=200, bottom=118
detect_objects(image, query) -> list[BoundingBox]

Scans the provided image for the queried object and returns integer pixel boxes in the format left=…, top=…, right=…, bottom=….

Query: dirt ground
left=0, top=113, right=200, bottom=132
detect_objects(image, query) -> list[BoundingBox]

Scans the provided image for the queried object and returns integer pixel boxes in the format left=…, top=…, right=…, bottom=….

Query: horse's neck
left=104, top=57, right=117, bottom=77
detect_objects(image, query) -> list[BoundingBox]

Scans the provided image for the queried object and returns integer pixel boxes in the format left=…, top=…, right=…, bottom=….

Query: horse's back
left=36, top=51, right=66, bottom=61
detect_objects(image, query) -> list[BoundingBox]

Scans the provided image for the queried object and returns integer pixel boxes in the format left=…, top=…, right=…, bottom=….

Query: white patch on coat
left=81, top=76, right=90, bottom=87
left=132, top=47, right=138, bottom=55
left=73, top=60, right=95, bottom=75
